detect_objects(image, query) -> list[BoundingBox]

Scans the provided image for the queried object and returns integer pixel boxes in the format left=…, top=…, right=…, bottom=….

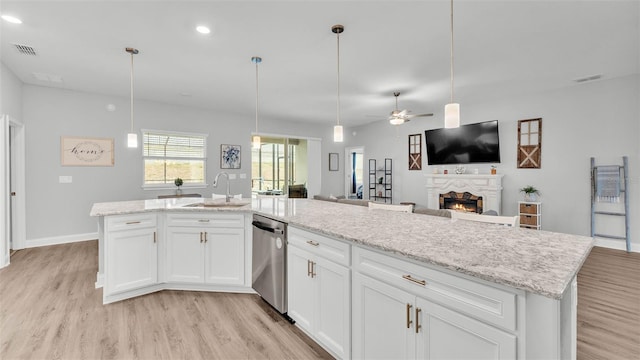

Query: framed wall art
left=329, top=153, right=339, bottom=171
left=517, top=118, right=542, bottom=168
left=408, top=133, right=422, bottom=170
left=61, top=136, right=114, bottom=166
left=221, top=144, right=241, bottom=169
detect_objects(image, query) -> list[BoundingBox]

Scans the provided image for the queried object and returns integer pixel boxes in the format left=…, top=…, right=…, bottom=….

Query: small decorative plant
left=520, top=185, right=540, bottom=201
left=174, top=178, right=183, bottom=188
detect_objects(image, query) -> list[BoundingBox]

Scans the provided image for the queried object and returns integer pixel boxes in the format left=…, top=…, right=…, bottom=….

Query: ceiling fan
left=388, top=92, right=433, bottom=125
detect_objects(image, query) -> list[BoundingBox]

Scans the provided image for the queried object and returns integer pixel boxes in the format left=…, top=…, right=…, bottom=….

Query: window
left=251, top=137, right=307, bottom=196
left=142, top=130, right=207, bottom=187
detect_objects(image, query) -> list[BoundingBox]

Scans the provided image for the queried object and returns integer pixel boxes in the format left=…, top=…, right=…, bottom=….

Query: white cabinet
left=352, top=247, right=517, bottom=360
left=288, top=227, right=351, bottom=359
left=166, top=213, right=245, bottom=286
left=104, top=213, right=158, bottom=297
left=353, top=273, right=516, bottom=360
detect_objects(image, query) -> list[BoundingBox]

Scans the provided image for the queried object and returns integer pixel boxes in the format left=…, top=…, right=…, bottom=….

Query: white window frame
left=141, top=129, right=208, bottom=190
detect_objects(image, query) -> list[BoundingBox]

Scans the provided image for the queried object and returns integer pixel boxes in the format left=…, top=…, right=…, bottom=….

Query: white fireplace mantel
left=425, top=174, right=504, bottom=214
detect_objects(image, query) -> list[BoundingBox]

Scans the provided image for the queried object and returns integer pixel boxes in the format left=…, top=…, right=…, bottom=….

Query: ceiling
left=1, top=1, right=638, bottom=128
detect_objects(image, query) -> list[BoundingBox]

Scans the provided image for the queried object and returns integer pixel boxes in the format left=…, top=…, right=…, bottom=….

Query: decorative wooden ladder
left=590, top=156, right=630, bottom=252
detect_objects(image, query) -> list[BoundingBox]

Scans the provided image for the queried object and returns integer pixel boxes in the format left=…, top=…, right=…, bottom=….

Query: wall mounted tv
left=425, top=120, right=501, bottom=165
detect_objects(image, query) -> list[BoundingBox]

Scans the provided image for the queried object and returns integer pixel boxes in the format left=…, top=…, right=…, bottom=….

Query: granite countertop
left=90, top=197, right=594, bottom=299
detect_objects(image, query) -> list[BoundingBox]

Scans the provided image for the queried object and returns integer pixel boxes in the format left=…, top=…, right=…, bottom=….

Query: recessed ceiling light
left=196, top=26, right=210, bottom=34
left=1, top=14, right=22, bottom=24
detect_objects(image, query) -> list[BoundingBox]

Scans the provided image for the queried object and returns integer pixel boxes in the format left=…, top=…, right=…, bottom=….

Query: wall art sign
left=408, top=133, right=422, bottom=170
left=221, top=144, right=241, bottom=169
left=517, top=118, right=542, bottom=168
left=61, top=136, right=114, bottom=166
left=329, top=152, right=339, bottom=171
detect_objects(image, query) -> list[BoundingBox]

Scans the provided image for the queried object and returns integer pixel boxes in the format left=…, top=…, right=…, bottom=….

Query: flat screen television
left=425, top=120, right=501, bottom=165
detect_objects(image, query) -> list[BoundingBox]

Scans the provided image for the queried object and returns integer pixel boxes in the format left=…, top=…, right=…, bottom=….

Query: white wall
left=0, top=62, right=23, bottom=120
left=341, top=75, right=639, bottom=251
left=22, top=85, right=333, bottom=243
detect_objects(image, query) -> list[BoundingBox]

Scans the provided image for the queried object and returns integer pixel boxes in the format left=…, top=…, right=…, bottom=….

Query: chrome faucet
left=213, top=172, right=231, bottom=202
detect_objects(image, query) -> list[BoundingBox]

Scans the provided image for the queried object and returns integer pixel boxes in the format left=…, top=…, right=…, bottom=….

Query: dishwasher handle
left=252, top=220, right=285, bottom=235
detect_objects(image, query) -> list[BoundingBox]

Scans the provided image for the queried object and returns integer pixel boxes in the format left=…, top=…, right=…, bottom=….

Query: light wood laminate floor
left=577, top=246, right=640, bottom=360
left=1, top=241, right=639, bottom=359
left=0, top=241, right=332, bottom=360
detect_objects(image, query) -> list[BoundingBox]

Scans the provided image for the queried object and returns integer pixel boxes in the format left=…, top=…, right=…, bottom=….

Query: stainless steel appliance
left=252, top=214, right=291, bottom=320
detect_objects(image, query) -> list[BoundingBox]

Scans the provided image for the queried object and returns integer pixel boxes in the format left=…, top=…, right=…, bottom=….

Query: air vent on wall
left=13, top=43, right=37, bottom=56
left=573, top=74, right=602, bottom=83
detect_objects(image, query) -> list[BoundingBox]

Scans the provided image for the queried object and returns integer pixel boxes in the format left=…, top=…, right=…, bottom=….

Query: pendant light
left=251, top=56, right=262, bottom=149
left=444, top=0, right=460, bottom=129
left=126, top=47, right=139, bottom=147
left=332, top=24, right=344, bottom=142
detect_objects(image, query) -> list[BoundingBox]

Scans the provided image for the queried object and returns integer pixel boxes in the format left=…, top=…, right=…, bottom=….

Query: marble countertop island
left=90, top=197, right=594, bottom=299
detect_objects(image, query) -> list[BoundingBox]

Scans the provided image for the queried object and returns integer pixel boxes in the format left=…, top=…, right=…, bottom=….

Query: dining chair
left=368, top=202, right=414, bottom=213
left=450, top=211, right=519, bottom=227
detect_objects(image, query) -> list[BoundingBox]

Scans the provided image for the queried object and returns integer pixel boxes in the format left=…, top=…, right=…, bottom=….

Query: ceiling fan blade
left=405, top=113, right=434, bottom=119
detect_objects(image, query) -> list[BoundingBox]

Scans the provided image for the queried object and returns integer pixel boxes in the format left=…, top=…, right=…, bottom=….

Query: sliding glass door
left=252, top=137, right=308, bottom=197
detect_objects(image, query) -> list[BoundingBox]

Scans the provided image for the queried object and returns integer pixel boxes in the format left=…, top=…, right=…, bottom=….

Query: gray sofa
left=313, top=195, right=451, bottom=218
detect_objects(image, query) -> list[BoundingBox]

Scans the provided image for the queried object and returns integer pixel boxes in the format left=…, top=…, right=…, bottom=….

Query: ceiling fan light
left=389, top=117, right=405, bottom=125
left=252, top=135, right=261, bottom=149
left=127, top=133, right=138, bottom=148
left=444, top=103, right=460, bottom=128
left=334, top=125, right=344, bottom=142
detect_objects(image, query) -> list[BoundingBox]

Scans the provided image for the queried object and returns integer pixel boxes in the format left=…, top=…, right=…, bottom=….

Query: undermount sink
left=183, top=200, right=250, bottom=208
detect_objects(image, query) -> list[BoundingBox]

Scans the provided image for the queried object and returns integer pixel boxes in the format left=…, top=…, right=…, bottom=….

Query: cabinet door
left=106, top=227, right=157, bottom=295
left=352, top=273, right=416, bottom=360
left=204, top=227, right=245, bottom=285
left=166, top=227, right=205, bottom=283
left=416, top=297, right=516, bottom=360
left=315, top=256, right=351, bottom=360
left=287, top=245, right=315, bottom=332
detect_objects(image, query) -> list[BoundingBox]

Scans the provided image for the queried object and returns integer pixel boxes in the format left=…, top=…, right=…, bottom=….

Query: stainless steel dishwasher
left=251, top=214, right=292, bottom=321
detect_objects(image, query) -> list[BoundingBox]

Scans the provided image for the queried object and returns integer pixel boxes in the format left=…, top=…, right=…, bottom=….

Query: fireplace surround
left=425, top=174, right=504, bottom=215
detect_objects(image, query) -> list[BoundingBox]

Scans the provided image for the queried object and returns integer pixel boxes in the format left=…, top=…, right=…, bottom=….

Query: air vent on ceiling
left=13, top=43, right=37, bottom=56
left=573, top=74, right=602, bottom=83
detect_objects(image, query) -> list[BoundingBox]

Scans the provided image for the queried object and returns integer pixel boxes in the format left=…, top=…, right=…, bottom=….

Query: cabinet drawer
left=519, top=203, right=539, bottom=214
left=353, top=246, right=517, bottom=332
left=167, top=213, right=244, bottom=228
left=520, top=214, right=539, bottom=226
left=289, top=227, right=350, bottom=267
left=106, top=213, right=157, bottom=232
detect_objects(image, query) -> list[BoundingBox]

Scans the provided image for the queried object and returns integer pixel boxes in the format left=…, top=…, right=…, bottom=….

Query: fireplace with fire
left=439, top=191, right=483, bottom=214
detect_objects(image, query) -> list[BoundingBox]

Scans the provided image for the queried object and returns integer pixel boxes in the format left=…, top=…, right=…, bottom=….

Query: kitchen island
left=90, top=197, right=593, bottom=360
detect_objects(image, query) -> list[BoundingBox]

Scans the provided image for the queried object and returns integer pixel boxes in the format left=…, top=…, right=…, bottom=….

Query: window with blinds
left=142, top=130, right=207, bottom=186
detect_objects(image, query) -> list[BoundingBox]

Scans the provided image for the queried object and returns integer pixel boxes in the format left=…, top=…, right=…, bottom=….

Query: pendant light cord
left=336, top=30, right=341, bottom=126
left=130, top=52, right=134, bottom=132
left=255, top=60, right=259, bottom=133
left=450, top=0, right=455, bottom=103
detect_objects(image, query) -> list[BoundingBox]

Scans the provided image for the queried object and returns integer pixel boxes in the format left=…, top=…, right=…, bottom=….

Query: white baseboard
left=26, top=232, right=98, bottom=248
left=594, top=237, right=639, bottom=253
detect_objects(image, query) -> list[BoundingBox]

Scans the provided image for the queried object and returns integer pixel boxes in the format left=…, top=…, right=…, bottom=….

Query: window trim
left=141, top=129, right=208, bottom=190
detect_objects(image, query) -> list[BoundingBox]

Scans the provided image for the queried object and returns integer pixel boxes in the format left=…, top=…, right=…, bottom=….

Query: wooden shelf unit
left=519, top=201, right=541, bottom=230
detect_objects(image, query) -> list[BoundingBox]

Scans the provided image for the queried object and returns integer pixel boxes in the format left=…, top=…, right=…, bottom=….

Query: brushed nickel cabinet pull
left=306, top=240, right=320, bottom=247
left=406, top=303, right=413, bottom=329
left=415, top=307, right=422, bottom=333
left=402, top=274, right=427, bottom=286
left=153, top=232, right=157, bottom=243
left=204, top=232, right=208, bottom=243
left=126, top=221, right=141, bottom=225
left=311, top=261, right=316, bottom=278
left=198, top=219, right=210, bottom=223
left=200, top=232, right=203, bottom=243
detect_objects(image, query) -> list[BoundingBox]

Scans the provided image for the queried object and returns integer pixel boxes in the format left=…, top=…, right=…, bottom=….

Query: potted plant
left=174, top=177, right=183, bottom=196
left=520, top=185, right=540, bottom=202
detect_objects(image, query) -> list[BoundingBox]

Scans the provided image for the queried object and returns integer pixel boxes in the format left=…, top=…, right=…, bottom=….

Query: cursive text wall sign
left=61, top=136, right=114, bottom=166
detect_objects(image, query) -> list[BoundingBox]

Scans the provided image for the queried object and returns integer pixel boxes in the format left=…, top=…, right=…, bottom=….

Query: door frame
left=1, top=115, right=26, bottom=268
left=344, top=146, right=364, bottom=199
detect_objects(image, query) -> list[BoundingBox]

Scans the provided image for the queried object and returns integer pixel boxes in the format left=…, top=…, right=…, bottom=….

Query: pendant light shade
left=126, top=47, right=139, bottom=148
left=444, top=0, right=460, bottom=129
left=332, top=24, right=344, bottom=143
left=251, top=56, right=262, bottom=149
